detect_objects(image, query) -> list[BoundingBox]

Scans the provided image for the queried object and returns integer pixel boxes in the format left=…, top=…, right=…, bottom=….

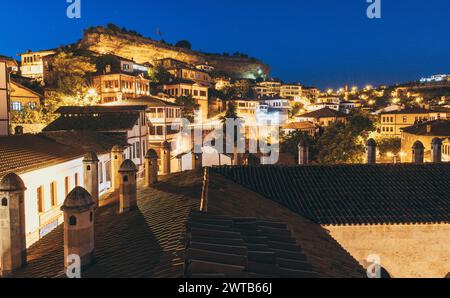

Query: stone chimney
left=118, top=159, right=138, bottom=213
left=61, top=187, right=95, bottom=270
left=161, top=141, right=171, bottom=176
left=83, top=152, right=99, bottom=207
left=111, top=145, right=125, bottom=191
left=192, top=146, right=203, bottom=171
left=0, top=173, right=27, bottom=276
left=145, top=149, right=158, bottom=187
left=366, top=138, right=377, bottom=164
left=298, top=139, right=309, bottom=165
left=14, top=126, right=24, bottom=135
left=431, top=138, right=443, bottom=163
left=412, top=141, right=425, bottom=164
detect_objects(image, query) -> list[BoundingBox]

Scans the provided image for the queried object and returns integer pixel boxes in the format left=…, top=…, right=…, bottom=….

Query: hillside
left=78, top=26, right=270, bottom=80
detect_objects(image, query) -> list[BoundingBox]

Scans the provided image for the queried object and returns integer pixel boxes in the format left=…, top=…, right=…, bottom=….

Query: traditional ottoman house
left=0, top=131, right=129, bottom=252
left=43, top=105, right=148, bottom=174
left=400, top=119, right=450, bottom=162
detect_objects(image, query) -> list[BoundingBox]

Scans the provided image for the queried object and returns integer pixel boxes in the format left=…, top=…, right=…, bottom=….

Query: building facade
left=380, top=108, right=448, bottom=137
left=162, top=81, right=209, bottom=120
left=9, top=80, right=42, bottom=111
left=19, top=49, right=56, bottom=81
left=92, top=73, right=150, bottom=103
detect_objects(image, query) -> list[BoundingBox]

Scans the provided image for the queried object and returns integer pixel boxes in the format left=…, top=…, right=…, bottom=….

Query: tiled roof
left=401, top=120, right=450, bottom=136
left=212, top=164, right=450, bottom=226
left=0, top=134, right=84, bottom=178
left=205, top=171, right=366, bottom=278
left=43, top=112, right=140, bottom=132
left=43, top=131, right=129, bottom=155
left=282, top=121, right=317, bottom=130
left=105, top=97, right=181, bottom=108
left=380, top=108, right=446, bottom=115
left=55, top=105, right=147, bottom=114
left=185, top=211, right=319, bottom=278
left=298, top=107, right=347, bottom=119
left=11, top=172, right=202, bottom=278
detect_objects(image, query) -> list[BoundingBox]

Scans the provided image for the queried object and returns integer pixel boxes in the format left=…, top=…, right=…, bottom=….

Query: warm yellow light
left=387, top=152, right=394, bottom=157
left=392, top=98, right=400, bottom=104
left=88, top=88, right=98, bottom=96
left=399, top=152, right=407, bottom=157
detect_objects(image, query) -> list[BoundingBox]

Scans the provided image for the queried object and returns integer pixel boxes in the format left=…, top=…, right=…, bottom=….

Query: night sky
left=2, top=0, right=450, bottom=89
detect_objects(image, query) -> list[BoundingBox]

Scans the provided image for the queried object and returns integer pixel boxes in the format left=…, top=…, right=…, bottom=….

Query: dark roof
left=11, top=171, right=202, bottom=278
left=298, top=107, right=347, bottom=119
left=106, top=96, right=181, bottom=108
left=0, top=134, right=84, bottom=179
left=401, top=120, right=450, bottom=136
left=43, top=112, right=140, bottom=132
left=43, top=131, right=129, bottom=154
left=55, top=105, right=147, bottom=114
left=380, top=107, right=447, bottom=115
left=185, top=211, right=319, bottom=278
left=212, top=164, right=450, bottom=226
left=205, top=171, right=366, bottom=278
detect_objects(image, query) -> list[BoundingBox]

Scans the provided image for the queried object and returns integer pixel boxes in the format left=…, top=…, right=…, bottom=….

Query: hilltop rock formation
left=78, top=26, right=269, bottom=80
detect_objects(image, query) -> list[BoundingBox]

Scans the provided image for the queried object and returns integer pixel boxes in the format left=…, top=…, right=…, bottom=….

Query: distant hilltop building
left=420, top=74, right=450, bottom=83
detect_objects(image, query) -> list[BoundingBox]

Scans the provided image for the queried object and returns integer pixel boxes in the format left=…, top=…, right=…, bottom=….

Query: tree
left=377, top=137, right=401, bottom=156
left=289, top=103, right=304, bottom=119
left=316, top=111, right=375, bottom=164
left=222, top=80, right=253, bottom=99
left=50, top=52, right=97, bottom=96
left=175, top=40, right=192, bottom=50
left=148, top=65, right=173, bottom=84
left=280, top=130, right=318, bottom=163
left=175, top=96, right=199, bottom=122
left=220, top=101, right=242, bottom=151
left=44, top=51, right=98, bottom=118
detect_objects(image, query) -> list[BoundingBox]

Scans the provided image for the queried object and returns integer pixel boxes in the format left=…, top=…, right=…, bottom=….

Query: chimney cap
left=432, top=137, right=443, bottom=145
left=145, top=149, right=158, bottom=159
left=83, top=151, right=99, bottom=162
left=413, top=141, right=425, bottom=150
left=119, top=159, right=138, bottom=173
left=61, top=187, right=95, bottom=212
left=0, top=173, right=26, bottom=191
left=112, top=144, right=126, bottom=152
left=366, top=138, right=377, bottom=147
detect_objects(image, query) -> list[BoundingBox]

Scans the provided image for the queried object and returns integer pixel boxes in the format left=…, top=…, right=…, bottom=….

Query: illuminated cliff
left=78, top=26, right=269, bottom=79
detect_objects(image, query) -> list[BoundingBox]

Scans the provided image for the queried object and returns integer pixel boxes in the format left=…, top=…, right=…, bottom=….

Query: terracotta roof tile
left=0, top=134, right=84, bottom=178
left=11, top=172, right=202, bottom=278
left=212, top=164, right=450, bottom=225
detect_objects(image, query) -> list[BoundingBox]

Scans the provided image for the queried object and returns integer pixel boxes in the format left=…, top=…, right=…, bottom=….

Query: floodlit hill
left=78, top=25, right=270, bottom=80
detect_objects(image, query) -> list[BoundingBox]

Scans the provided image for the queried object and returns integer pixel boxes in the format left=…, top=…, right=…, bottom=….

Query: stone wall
left=11, top=123, right=46, bottom=134
left=79, top=28, right=269, bottom=79
left=327, top=224, right=450, bottom=278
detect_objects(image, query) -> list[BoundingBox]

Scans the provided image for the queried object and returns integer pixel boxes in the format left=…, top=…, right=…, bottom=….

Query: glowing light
left=387, top=152, right=394, bottom=158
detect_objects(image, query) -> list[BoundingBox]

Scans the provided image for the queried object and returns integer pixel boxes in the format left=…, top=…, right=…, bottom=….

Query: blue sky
left=2, top=0, right=450, bottom=88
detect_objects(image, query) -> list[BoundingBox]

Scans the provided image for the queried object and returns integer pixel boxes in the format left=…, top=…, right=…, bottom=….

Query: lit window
left=12, top=102, right=22, bottom=111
